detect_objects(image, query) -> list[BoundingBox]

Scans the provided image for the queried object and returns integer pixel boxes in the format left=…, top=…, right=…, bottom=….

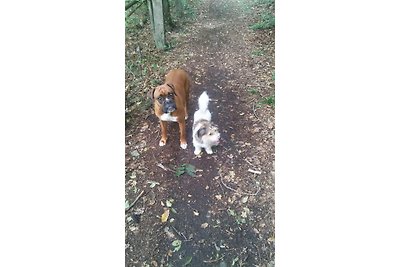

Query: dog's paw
left=194, top=149, right=201, bottom=155
left=180, top=143, right=187, bottom=149
left=159, top=140, right=166, bottom=146
left=205, top=149, right=213, bottom=154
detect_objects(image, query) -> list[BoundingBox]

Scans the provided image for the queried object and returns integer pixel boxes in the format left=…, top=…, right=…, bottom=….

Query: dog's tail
left=198, top=91, right=209, bottom=112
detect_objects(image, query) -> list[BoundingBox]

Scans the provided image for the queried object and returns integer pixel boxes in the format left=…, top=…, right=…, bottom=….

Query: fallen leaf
left=172, top=239, right=182, bottom=252
left=161, top=209, right=170, bottom=223
left=227, top=209, right=236, bottom=216
left=166, top=199, right=174, bottom=207
left=147, top=180, right=160, bottom=188
left=201, top=223, right=209, bottom=228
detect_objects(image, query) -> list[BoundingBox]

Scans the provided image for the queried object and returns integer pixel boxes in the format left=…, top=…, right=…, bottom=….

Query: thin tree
left=150, top=0, right=166, bottom=49
left=163, top=0, right=174, bottom=31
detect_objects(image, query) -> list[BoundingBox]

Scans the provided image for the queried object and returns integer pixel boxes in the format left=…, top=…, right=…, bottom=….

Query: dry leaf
left=201, top=223, right=209, bottom=228
left=161, top=209, right=170, bottom=223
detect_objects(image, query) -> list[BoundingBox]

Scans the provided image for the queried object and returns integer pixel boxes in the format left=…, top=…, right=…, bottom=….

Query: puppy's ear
left=147, top=88, right=156, bottom=100
left=197, top=127, right=208, bottom=138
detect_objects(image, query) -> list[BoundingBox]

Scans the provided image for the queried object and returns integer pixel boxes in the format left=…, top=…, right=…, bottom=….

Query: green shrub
left=251, top=12, right=275, bottom=30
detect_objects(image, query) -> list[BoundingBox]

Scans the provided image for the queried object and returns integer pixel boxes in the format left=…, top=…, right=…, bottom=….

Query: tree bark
left=163, top=0, right=174, bottom=31
left=152, top=0, right=166, bottom=49
left=147, top=0, right=154, bottom=33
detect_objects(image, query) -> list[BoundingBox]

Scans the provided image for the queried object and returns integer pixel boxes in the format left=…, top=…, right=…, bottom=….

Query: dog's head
left=196, top=123, right=220, bottom=146
left=150, top=84, right=177, bottom=113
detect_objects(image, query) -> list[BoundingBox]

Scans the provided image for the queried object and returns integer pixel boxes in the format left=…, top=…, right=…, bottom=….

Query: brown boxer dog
left=150, top=69, right=190, bottom=149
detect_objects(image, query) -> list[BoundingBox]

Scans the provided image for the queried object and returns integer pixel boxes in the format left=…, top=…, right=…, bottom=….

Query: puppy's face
left=197, top=124, right=220, bottom=146
left=152, top=84, right=177, bottom=113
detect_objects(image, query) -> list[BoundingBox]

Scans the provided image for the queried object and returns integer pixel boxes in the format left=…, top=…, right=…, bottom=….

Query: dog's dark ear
left=197, top=127, right=207, bottom=138
left=167, top=84, right=177, bottom=95
left=147, top=88, right=156, bottom=100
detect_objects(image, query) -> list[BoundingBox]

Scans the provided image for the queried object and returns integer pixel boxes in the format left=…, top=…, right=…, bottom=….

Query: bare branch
left=126, top=190, right=146, bottom=211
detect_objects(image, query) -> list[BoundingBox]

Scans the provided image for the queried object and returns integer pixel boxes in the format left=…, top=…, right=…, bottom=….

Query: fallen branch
left=203, top=255, right=225, bottom=264
left=126, top=1, right=145, bottom=17
left=245, top=158, right=256, bottom=167
left=156, top=163, right=175, bottom=173
left=125, top=0, right=140, bottom=11
left=126, top=190, right=145, bottom=212
left=170, top=225, right=188, bottom=241
left=252, top=102, right=270, bottom=128
left=220, top=175, right=261, bottom=196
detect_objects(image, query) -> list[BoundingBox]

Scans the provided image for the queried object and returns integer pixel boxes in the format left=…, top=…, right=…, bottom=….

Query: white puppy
left=192, top=91, right=220, bottom=155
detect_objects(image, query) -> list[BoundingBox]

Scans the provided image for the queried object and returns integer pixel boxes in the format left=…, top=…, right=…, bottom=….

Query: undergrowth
left=250, top=0, right=275, bottom=30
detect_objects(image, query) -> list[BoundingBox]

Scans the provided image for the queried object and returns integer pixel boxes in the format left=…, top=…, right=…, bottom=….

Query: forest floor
left=125, top=0, right=275, bottom=266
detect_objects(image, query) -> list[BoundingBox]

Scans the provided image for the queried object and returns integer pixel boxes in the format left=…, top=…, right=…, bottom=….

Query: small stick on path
left=157, top=163, right=175, bottom=173
left=219, top=175, right=261, bottom=196
left=248, top=169, right=262, bottom=175
left=126, top=190, right=145, bottom=212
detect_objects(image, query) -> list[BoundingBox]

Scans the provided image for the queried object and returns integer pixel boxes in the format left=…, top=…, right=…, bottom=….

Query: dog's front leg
left=159, top=121, right=168, bottom=146
left=178, top=120, right=187, bottom=149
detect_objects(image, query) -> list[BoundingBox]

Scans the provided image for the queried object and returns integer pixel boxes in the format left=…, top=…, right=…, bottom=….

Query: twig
left=203, top=255, right=225, bottom=264
left=252, top=102, right=261, bottom=121
left=126, top=1, right=144, bottom=17
left=125, top=0, right=140, bottom=11
left=219, top=175, right=261, bottom=196
left=252, top=102, right=269, bottom=128
left=219, top=177, right=241, bottom=193
left=248, top=169, right=262, bottom=175
left=170, top=225, right=188, bottom=241
left=245, top=158, right=256, bottom=167
left=126, top=190, right=145, bottom=212
left=156, top=163, right=175, bottom=173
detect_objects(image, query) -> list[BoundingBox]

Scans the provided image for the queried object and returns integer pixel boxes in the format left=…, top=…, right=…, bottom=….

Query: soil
left=125, top=0, right=275, bottom=266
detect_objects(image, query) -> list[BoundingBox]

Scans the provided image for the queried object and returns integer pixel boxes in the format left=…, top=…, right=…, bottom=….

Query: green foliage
left=256, top=0, right=275, bottom=7
left=250, top=12, right=275, bottom=30
left=251, top=49, right=264, bottom=56
left=227, top=208, right=247, bottom=225
left=175, top=163, right=196, bottom=177
left=258, top=95, right=275, bottom=107
left=172, top=239, right=182, bottom=252
left=169, top=0, right=197, bottom=26
left=249, top=88, right=260, bottom=95
left=125, top=0, right=148, bottom=32
left=250, top=0, right=275, bottom=30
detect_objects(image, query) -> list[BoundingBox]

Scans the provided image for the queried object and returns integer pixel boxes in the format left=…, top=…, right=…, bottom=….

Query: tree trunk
left=147, top=0, right=154, bottom=33
left=163, top=0, right=173, bottom=31
left=152, top=0, right=166, bottom=50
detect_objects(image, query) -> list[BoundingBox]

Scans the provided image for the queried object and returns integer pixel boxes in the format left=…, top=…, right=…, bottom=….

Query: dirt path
left=126, top=0, right=275, bottom=266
